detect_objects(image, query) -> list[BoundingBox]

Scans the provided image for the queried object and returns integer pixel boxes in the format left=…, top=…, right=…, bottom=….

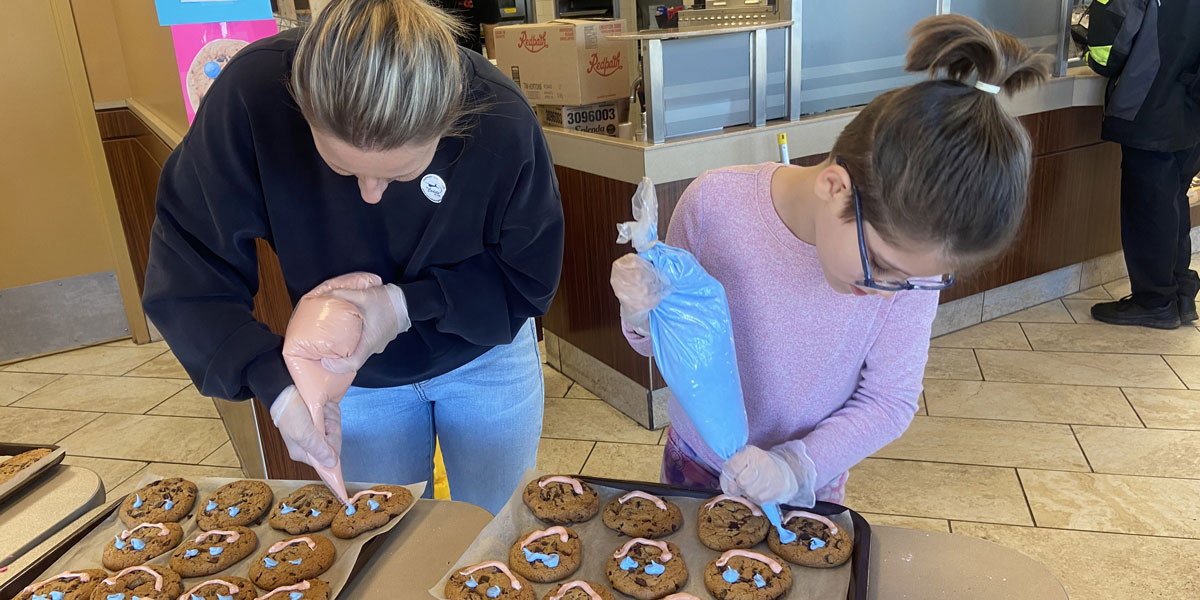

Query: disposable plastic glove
left=270, top=385, right=340, bottom=469
left=610, top=253, right=666, bottom=336
left=719, top=443, right=818, bottom=508
left=319, top=284, right=411, bottom=374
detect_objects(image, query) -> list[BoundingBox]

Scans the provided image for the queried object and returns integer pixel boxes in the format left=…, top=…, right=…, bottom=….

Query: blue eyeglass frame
left=836, top=157, right=956, bottom=292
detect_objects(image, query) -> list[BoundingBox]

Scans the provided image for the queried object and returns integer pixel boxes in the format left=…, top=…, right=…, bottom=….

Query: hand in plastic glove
left=610, top=253, right=664, bottom=336
left=720, top=444, right=818, bottom=508
left=270, top=385, right=340, bottom=469
left=319, top=284, right=412, bottom=374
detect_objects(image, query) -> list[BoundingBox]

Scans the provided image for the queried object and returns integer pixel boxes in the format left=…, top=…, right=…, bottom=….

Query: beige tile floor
left=5, top=275, right=1200, bottom=599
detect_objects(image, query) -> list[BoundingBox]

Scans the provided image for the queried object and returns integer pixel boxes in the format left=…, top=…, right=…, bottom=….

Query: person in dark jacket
left=141, top=0, right=563, bottom=513
left=1085, top=0, right=1200, bottom=329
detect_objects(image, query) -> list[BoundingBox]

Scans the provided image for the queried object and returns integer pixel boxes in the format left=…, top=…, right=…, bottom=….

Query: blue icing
left=310, top=509, right=321, bottom=517
left=619, top=556, right=637, bottom=571
left=132, top=494, right=143, bottom=508
left=130, top=538, right=146, bottom=551
left=280, top=503, right=297, bottom=514
left=289, top=593, right=303, bottom=600
left=722, top=566, right=739, bottom=583
left=163, top=499, right=174, bottom=510
left=191, top=595, right=204, bottom=600
left=113, top=535, right=126, bottom=550
left=218, top=596, right=233, bottom=600
left=779, top=529, right=798, bottom=544
left=522, top=547, right=560, bottom=568
left=50, top=593, right=65, bottom=600
left=486, top=586, right=501, bottom=599
left=464, top=576, right=478, bottom=589
left=644, top=560, right=665, bottom=575
left=367, top=499, right=379, bottom=511
left=205, top=500, right=218, bottom=512
left=107, top=595, right=125, bottom=600
left=345, top=505, right=356, bottom=516
left=204, top=61, right=221, bottom=79
left=227, top=506, right=240, bottom=517
left=209, top=546, right=224, bottom=556
left=289, top=559, right=302, bottom=565
left=264, top=557, right=278, bottom=568
left=184, top=548, right=199, bottom=558
left=32, top=595, right=48, bottom=600
left=809, top=538, right=826, bottom=550
left=753, top=574, right=767, bottom=588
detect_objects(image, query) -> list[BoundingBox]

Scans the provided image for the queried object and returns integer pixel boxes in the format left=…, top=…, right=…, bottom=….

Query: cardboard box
left=536, top=100, right=628, bottom=137
left=495, top=19, right=632, bottom=106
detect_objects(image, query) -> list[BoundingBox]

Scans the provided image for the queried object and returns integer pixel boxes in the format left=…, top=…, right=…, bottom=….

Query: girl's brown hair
left=830, top=14, right=1052, bottom=267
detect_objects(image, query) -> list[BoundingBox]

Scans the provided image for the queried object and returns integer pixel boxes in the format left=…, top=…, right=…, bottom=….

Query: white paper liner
left=32, top=473, right=424, bottom=599
left=430, top=469, right=853, bottom=600
left=0, top=447, right=67, bottom=500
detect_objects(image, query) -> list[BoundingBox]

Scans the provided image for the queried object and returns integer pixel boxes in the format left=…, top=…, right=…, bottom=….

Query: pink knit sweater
left=624, top=162, right=939, bottom=491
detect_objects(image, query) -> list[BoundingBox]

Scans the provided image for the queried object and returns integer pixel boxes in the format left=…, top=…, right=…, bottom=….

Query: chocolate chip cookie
left=168, top=526, right=258, bottom=577
left=601, top=491, right=683, bottom=539
left=0, top=448, right=54, bottom=484
left=445, top=561, right=535, bottom=600
left=697, top=494, right=769, bottom=551
left=541, top=580, right=616, bottom=600
left=604, top=539, right=687, bottom=600
left=102, top=522, right=184, bottom=570
left=766, top=510, right=853, bottom=568
left=523, top=475, right=600, bottom=524
left=176, top=576, right=257, bottom=600
left=14, top=569, right=108, bottom=600
left=253, top=579, right=332, bottom=600
left=248, top=534, right=336, bottom=590
left=330, top=485, right=413, bottom=539
left=703, top=549, right=792, bottom=600
left=118, top=477, right=197, bottom=527
left=269, top=484, right=340, bottom=534
left=196, top=480, right=273, bottom=530
left=89, top=565, right=183, bottom=600
left=508, top=526, right=583, bottom=583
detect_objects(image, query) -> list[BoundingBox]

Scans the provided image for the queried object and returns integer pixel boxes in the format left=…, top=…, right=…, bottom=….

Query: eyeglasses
left=837, top=158, right=956, bottom=292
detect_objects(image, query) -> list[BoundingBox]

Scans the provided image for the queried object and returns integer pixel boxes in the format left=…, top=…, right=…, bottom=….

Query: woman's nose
left=358, top=177, right=388, bottom=204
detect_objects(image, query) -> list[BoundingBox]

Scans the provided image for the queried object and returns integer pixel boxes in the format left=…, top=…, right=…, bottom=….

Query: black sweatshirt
left=142, top=29, right=563, bottom=408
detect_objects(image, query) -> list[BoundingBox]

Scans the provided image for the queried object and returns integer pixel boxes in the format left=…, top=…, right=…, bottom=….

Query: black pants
left=1120, top=143, right=1200, bottom=308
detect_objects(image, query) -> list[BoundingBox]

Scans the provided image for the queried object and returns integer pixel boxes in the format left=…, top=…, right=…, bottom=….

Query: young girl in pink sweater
left=612, top=15, right=1051, bottom=508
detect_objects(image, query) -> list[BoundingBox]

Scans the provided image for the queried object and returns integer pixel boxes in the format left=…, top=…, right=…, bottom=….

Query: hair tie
left=974, top=80, right=1001, bottom=95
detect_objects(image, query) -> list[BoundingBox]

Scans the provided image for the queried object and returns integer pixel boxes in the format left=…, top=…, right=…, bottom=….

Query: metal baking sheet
left=431, top=470, right=870, bottom=600
left=21, top=474, right=424, bottom=599
left=0, top=444, right=66, bottom=507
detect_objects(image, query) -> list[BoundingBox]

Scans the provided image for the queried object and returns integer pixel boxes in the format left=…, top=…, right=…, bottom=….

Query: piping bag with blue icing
left=613, top=178, right=794, bottom=544
left=282, top=272, right=385, bottom=506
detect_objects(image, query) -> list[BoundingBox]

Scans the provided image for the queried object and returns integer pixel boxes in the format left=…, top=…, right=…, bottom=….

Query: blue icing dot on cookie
left=723, top=566, right=739, bottom=583
left=130, top=538, right=146, bottom=551
left=280, top=503, right=297, bottom=514
left=310, top=508, right=321, bottom=517
left=209, top=546, right=224, bottom=556
left=486, top=586, right=501, bottom=599
left=367, top=499, right=379, bottom=511
left=191, top=595, right=204, bottom=600
left=780, top=529, right=798, bottom=544
left=113, top=535, right=126, bottom=550
left=206, top=500, right=218, bottom=512
left=132, top=494, right=143, bottom=508
left=32, top=595, right=48, bottom=600
left=184, top=548, right=199, bottom=558
left=227, top=506, right=240, bottom=517
left=289, top=559, right=302, bottom=565
left=754, top=574, right=767, bottom=588
left=204, top=61, right=221, bottom=79
left=809, top=538, right=826, bottom=550
left=264, top=557, right=278, bottom=568
left=218, top=595, right=234, bottom=600
left=163, top=499, right=174, bottom=510
left=644, top=560, right=665, bottom=575
left=50, top=592, right=65, bottom=600
left=345, top=505, right=356, bottom=516
left=107, top=595, right=125, bottom=600
left=619, top=556, right=637, bottom=571
left=289, top=593, right=303, bottom=600
left=464, top=576, right=478, bottom=589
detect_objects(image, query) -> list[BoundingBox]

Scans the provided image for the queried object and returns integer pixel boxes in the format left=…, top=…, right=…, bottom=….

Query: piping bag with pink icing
left=282, top=272, right=383, bottom=505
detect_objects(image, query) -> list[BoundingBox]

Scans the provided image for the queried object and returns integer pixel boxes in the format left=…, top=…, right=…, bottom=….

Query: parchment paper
left=430, top=470, right=852, bottom=600
left=0, top=447, right=67, bottom=502
left=33, top=473, right=425, bottom=599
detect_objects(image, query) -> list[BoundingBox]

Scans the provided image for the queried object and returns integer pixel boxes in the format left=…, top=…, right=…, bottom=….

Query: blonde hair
left=292, top=0, right=470, bottom=150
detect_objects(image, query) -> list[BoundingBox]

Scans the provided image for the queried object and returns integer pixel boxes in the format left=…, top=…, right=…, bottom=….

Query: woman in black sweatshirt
left=142, top=0, right=563, bottom=513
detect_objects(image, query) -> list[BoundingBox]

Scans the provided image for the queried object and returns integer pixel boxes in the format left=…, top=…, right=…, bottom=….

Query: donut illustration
left=185, top=38, right=249, bottom=113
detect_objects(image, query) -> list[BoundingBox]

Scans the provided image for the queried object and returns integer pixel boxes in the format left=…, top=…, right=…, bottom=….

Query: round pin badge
left=420, top=174, right=447, bottom=203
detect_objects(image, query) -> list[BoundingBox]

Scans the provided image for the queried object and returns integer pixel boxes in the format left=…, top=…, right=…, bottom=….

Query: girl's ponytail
left=906, top=14, right=1050, bottom=96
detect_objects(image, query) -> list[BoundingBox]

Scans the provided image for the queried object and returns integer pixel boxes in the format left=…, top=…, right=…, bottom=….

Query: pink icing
left=617, top=490, right=667, bottom=511
left=195, top=529, right=240, bottom=544
left=119, top=523, right=170, bottom=539
left=103, top=566, right=164, bottom=591
left=519, top=526, right=571, bottom=548
left=612, top=538, right=673, bottom=562
left=538, top=476, right=585, bottom=494
left=22, top=572, right=91, bottom=595
left=782, top=510, right=839, bottom=535
left=458, top=561, right=524, bottom=590
left=715, top=549, right=784, bottom=574
left=548, top=580, right=605, bottom=600
left=178, top=578, right=239, bottom=599
left=268, top=536, right=317, bottom=554
left=661, top=595, right=704, bottom=600
left=255, top=580, right=311, bottom=600
left=703, top=494, right=763, bottom=517
left=348, top=489, right=393, bottom=504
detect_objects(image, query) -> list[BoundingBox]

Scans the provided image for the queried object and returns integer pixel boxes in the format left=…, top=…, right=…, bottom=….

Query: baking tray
left=0, top=477, right=413, bottom=599
left=577, top=476, right=870, bottom=600
left=0, top=444, right=66, bottom=506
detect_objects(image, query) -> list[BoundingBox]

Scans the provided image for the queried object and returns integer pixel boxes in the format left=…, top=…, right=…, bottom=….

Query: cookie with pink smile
left=101, top=522, right=183, bottom=570
left=697, top=494, right=769, bottom=551
left=13, top=569, right=108, bottom=600
left=248, top=535, right=336, bottom=590
left=703, top=549, right=792, bottom=600
left=508, top=526, right=583, bottom=583
left=523, top=475, right=599, bottom=524
left=605, top=538, right=687, bottom=600
left=601, top=491, right=682, bottom=538
left=91, top=565, right=183, bottom=600
left=175, top=576, right=256, bottom=600
left=445, top=561, right=534, bottom=600
left=329, top=485, right=413, bottom=539
left=169, top=526, right=258, bottom=577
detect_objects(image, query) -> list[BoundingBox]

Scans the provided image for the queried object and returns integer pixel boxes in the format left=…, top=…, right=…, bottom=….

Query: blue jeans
left=339, top=319, right=543, bottom=514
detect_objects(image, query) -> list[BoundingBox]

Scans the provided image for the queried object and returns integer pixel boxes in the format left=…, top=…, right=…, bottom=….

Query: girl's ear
left=814, top=163, right=854, bottom=214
